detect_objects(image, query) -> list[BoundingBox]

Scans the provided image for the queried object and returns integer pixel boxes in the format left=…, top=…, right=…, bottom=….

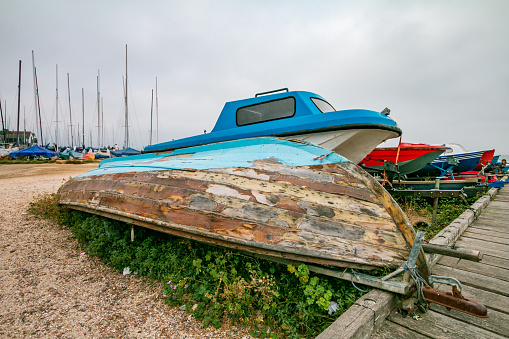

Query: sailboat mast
left=16, top=60, right=21, bottom=146
left=97, top=70, right=100, bottom=149
left=82, top=88, right=85, bottom=148
left=67, top=73, right=73, bottom=148
left=124, top=44, right=129, bottom=149
left=150, top=89, right=153, bottom=145
left=34, top=67, right=43, bottom=146
left=56, top=65, right=59, bottom=148
left=32, top=51, right=39, bottom=145
left=0, top=100, right=6, bottom=143
left=101, top=97, right=104, bottom=148
left=156, top=77, right=159, bottom=143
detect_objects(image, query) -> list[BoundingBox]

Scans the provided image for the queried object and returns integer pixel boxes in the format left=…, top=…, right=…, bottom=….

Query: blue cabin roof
left=144, top=90, right=400, bottom=153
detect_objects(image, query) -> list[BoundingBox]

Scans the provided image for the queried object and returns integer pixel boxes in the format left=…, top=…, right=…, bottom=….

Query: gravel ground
left=0, top=163, right=251, bottom=338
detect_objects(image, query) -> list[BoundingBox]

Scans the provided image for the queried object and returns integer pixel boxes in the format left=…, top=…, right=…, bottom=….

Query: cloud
left=0, top=1, right=508, bottom=152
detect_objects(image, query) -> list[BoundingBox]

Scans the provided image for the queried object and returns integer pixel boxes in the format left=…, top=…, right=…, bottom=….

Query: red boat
left=359, top=143, right=445, bottom=176
left=473, top=149, right=495, bottom=171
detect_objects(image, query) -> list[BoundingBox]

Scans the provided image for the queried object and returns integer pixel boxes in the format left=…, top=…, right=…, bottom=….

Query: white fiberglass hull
left=285, top=128, right=400, bottom=164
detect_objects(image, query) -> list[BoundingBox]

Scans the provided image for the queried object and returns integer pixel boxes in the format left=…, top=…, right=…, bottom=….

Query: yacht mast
left=55, top=65, right=59, bottom=148
left=150, top=89, right=153, bottom=145
left=16, top=60, right=21, bottom=146
left=156, top=77, right=159, bottom=143
left=101, top=97, right=104, bottom=148
left=32, top=51, right=39, bottom=145
left=34, top=67, right=43, bottom=146
left=124, top=44, right=129, bottom=149
left=67, top=73, right=73, bottom=148
left=82, top=88, right=85, bottom=148
left=97, top=70, right=100, bottom=148
left=0, top=101, right=6, bottom=143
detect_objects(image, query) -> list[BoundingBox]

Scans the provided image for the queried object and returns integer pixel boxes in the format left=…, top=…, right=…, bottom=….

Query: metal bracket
left=428, top=275, right=462, bottom=292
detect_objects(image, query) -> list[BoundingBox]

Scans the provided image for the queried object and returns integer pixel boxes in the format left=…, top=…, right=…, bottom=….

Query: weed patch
left=30, top=195, right=365, bottom=338
left=396, top=193, right=484, bottom=239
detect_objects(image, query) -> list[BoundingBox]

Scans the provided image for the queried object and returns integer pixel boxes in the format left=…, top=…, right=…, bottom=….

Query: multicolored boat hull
left=59, top=137, right=427, bottom=271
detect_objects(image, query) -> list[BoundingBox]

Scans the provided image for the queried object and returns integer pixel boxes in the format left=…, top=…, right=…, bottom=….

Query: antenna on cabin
left=255, top=88, right=289, bottom=97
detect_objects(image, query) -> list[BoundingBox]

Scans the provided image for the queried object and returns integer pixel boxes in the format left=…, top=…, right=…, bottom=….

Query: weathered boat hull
left=58, top=137, right=427, bottom=271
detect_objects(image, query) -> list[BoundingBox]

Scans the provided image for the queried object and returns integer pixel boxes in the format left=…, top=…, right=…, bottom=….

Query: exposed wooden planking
left=59, top=160, right=426, bottom=270
left=461, top=232, right=509, bottom=245
left=437, top=256, right=509, bottom=282
left=85, top=175, right=404, bottom=237
left=387, top=309, right=506, bottom=338
left=472, top=214, right=509, bottom=224
left=465, top=223, right=509, bottom=234
left=60, top=184, right=410, bottom=255
left=432, top=264, right=509, bottom=296
left=172, top=169, right=392, bottom=218
left=67, top=204, right=378, bottom=270
left=465, top=227, right=509, bottom=239
left=370, top=321, right=429, bottom=339
left=61, top=193, right=410, bottom=269
left=478, top=254, right=509, bottom=270
left=430, top=304, right=509, bottom=337
left=353, top=165, right=429, bottom=276
left=455, top=238, right=509, bottom=259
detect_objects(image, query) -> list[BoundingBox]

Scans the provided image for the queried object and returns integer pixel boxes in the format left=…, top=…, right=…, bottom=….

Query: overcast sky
left=1, top=0, right=508, bottom=155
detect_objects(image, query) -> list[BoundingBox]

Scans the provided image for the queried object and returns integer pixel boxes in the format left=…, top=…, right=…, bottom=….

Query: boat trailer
left=258, top=231, right=488, bottom=318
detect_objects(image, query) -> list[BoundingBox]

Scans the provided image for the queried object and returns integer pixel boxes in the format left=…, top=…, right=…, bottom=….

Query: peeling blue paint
left=77, top=137, right=349, bottom=178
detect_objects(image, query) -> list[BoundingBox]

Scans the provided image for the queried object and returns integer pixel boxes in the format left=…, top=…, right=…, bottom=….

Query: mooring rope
left=403, top=263, right=429, bottom=302
left=350, top=269, right=369, bottom=293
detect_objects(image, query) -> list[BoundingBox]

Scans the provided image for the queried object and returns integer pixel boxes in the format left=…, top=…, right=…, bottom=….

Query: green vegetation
left=28, top=191, right=484, bottom=337
left=0, top=158, right=98, bottom=164
left=396, top=193, right=483, bottom=239
left=0, top=158, right=57, bottom=164
left=29, top=194, right=364, bottom=338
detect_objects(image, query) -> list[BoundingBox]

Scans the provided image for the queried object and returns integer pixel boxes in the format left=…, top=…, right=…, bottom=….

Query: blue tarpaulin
left=110, top=148, right=141, bottom=157
left=10, top=145, right=59, bottom=158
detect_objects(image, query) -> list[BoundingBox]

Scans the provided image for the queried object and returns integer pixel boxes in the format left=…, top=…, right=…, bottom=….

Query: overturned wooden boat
left=59, top=137, right=426, bottom=272
left=59, top=137, right=491, bottom=317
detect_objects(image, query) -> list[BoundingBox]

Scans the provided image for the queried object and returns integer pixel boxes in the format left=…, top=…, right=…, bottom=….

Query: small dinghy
left=59, top=137, right=425, bottom=271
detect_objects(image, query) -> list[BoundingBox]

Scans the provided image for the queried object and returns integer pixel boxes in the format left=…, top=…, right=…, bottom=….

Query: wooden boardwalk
left=372, top=185, right=509, bottom=338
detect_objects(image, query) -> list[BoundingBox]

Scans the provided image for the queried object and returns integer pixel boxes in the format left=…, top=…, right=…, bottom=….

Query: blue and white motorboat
left=144, top=89, right=401, bottom=164
left=410, top=143, right=492, bottom=178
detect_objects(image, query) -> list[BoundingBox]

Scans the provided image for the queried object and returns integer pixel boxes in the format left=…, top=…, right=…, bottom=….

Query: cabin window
left=311, top=98, right=335, bottom=113
left=237, top=97, right=296, bottom=126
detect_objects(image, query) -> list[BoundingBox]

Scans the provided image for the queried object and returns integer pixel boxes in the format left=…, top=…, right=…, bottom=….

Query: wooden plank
left=455, top=238, right=509, bottom=259
left=461, top=232, right=509, bottom=245
left=371, top=320, right=429, bottom=338
left=316, top=289, right=398, bottom=339
left=466, top=227, right=509, bottom=239
left=475, top=214, right=509, bottom=224
left=479, top=254, right=509, bottom=270
left=473, top=216, right=509, bottom=225
left=437, top=256, right=509, bottom=282
left=387, top=309, right=506, bottom=338
left=436, top=283, right=509, bottom=314
left=464, top=224, right=509, bottom=235
left=430, top=304, right=509, bottom=337
left=432, top=264, right=509, bottom=296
